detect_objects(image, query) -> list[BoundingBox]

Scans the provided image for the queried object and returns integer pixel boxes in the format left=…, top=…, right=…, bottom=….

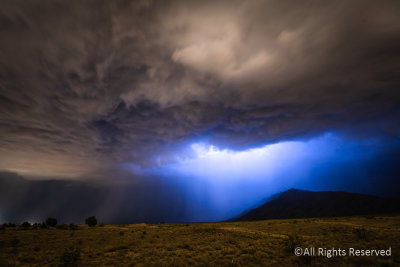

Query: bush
left=11, top=237, right=19, bottom=246
left=11, top=237, right=19, bottom=253
left=85, top=216, right=97, bottom=227
left=353, top=228, right=370, bottom=241
left=285, top=233, right=302, bottom=253
left=106, top=246, right=129, bottom=253
left=60, top=247, right=80, bottom=267
left=46, top=217, right=58, bottom=227
left=69, top=224, right=78, bottom=230
left=21, top=222, right=31, bottom=227
left=57, top=224, right=70, bottom=230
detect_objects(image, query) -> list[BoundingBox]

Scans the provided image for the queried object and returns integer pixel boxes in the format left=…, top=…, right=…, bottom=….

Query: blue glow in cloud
left=123, top=133, right=400, bottom=222
left=175, top=141, right=307, bottom=181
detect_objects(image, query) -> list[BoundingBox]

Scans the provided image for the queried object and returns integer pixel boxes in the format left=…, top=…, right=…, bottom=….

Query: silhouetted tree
left=85, top=216, right=97, bottom=227
left=46, top=217, right=58, bottom=227
left=21, top=222, right=31, bottom=227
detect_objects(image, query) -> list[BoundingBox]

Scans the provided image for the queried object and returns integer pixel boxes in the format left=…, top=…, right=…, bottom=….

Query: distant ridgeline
left=235, top=189, right=400, bottom=221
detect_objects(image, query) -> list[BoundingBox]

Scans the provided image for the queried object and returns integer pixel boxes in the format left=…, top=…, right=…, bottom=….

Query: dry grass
left=0, top=216, right=399, bottom=266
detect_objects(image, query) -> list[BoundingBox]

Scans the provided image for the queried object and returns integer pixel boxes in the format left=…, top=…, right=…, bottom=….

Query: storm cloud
left=0, top=0, right=400, bottom=177
left=2, top=134, right=400, bottom=223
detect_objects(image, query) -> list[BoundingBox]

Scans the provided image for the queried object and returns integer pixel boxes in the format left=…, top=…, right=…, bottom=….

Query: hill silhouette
left=236, top=189, right=400, bottom=221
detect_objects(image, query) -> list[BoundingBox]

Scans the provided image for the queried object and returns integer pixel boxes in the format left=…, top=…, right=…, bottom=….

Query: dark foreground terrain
left=1, top=216, right=399, bottom=266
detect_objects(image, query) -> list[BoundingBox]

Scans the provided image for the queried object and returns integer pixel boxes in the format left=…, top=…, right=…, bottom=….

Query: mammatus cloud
left=0, top=0, right=399, bottom=176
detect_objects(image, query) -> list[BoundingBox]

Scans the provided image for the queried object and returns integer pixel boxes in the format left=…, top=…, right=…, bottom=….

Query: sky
left=0, top=0, right=399, bottom=223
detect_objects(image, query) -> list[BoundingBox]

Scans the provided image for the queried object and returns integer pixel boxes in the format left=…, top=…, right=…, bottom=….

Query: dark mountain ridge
left=236, top=189, right=400, bottom=221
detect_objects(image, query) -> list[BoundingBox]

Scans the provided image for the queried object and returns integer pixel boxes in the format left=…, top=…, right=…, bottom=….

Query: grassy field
left=0, top=216, right=399, bottom=266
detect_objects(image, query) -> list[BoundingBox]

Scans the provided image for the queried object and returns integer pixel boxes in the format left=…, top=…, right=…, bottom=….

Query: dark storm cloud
left=0, top=170, right=190, bottom=224
left=2, top=139, right=400, bottom=223
left=0, top=0, right=399, bottom=175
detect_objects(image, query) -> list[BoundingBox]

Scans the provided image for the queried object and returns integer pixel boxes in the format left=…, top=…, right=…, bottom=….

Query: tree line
left=1, top=216, right=98, bottom=228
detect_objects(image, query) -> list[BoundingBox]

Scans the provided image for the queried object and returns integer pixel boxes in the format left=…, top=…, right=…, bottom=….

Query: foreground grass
left=0, top=216, right=399, bottom=266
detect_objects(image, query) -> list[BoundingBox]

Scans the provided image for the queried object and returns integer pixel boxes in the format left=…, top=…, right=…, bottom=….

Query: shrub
left=85, top=216, right=97, bottom=227
left=69, top=224, right=78, bottom=230
left=353, top=228, right=369, bottom=241
left=285, top=233, right=302, bottom=253
left=60, top=247, right=80, bottom=267
left=20, top=256, right=36, bottom=264
left=11, top=237, right=19, bottom=246
left=21, top=222, right=31, bottom=227
left=11, top=237, right=19, bottom=254
left=57, top=224, right=70, bottom=230
left=46, top=217, right=58, bottom=227
left=106, top=246, right=129, bottom=253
